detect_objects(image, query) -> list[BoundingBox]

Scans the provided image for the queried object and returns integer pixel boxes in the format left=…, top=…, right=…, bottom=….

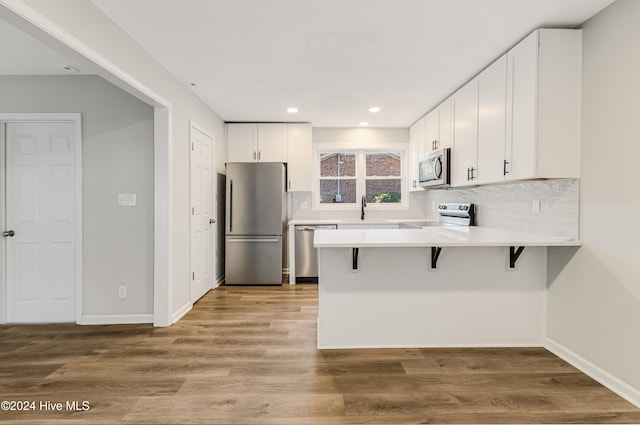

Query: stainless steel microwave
left=419, top=148, right=450, bottom=188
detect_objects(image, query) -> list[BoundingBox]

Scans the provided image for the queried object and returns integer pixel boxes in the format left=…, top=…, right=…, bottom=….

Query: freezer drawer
left=225, top=236, right=283, bottom=285
left=295, top=225, right=337, bottom=283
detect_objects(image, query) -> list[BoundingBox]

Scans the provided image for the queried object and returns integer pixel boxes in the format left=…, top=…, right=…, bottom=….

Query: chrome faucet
left=361, top=195, right=367, bottom=220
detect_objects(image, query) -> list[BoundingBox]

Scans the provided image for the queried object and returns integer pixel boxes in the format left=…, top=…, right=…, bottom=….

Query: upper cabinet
left=446, top=28, right=581, bottom=188
left=227, top=122, right=312, bottom=192
left=425, top=98, right=453, bottom=153
left=476, top=55, right=508, bottom=185
left=408, top=121, right=422, bottom=192
left=286, top=124, right=312, bottom=192
left=451, top=79, right=479, bottom=187
left=227, top=123, right=287, bottom=163
left=505, top=29, right=582, bottom=181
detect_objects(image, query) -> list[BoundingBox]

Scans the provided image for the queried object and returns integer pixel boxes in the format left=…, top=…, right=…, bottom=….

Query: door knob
left=209, top=219, right=216, bottom=224
left=3, top=230, right=15, bottom=237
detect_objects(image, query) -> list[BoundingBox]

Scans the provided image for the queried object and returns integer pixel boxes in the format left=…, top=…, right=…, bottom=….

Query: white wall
left=15, top=0, right=227, bottom=321
left=425, top=179, right=580, bottom=240
left=546, top=0, right=640, bottom=403
left=0, top=75, right=154, bottom=318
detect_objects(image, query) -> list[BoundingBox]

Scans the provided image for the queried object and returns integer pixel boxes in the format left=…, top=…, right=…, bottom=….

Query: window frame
left=313, top=145, right=408, bottom=211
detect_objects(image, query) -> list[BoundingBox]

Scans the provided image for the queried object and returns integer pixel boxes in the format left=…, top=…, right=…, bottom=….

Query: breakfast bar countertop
left=313, top=226, right=582, bottom=248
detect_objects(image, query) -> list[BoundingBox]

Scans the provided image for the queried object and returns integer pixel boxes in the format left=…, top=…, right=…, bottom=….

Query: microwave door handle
left=434, top=157, right=443, bottom=180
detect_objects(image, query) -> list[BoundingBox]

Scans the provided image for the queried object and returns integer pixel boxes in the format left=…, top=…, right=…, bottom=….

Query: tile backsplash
left=424, top=179, right=580, bottom=239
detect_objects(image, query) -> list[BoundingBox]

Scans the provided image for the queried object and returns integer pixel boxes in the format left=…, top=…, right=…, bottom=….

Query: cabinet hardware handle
left=258, top=151, right=261, bottom=160
left=471, top=167, right=476, bottom=180
left=503, top=160, right=510, bottom=176
left=467, top=167, right=471, bottom=181
left=252, top=151, right=256, bottom=160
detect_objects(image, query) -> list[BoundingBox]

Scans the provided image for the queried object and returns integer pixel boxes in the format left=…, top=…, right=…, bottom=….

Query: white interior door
left=5, top=121, right=77, bottom=323
left=190, top=125, right=215, bottom=302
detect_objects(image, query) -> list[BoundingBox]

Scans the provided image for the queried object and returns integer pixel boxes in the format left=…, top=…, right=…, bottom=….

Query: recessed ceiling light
left=287, top=107, right=299, bottom=114
left=369, top=106, right=381, bottom=113
left=359, top=122, right=369, bottom=127
left=59, top=64, right=79, bottom=72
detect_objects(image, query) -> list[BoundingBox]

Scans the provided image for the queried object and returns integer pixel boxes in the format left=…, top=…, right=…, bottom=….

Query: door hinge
left=192, top=272, right=195, bottom=280
left=192, top=207, right=195, bottom=215
left=192, top=142, right=194, bottom=151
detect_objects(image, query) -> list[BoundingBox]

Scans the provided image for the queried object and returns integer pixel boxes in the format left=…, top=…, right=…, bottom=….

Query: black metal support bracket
left=509, top=246, right=525, bottom=268
left=352, top=248, right=359, bottom=270
left=431, top=247, right=442, bottom=269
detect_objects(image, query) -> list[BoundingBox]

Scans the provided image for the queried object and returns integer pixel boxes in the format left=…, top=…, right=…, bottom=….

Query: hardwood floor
left=1, top=283, right=639, bottom=424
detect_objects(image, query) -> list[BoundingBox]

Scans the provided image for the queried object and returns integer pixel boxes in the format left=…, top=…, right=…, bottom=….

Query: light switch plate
left=118, top=193, right=137, bottom=207
left=532, top=199, right=541, bottom=213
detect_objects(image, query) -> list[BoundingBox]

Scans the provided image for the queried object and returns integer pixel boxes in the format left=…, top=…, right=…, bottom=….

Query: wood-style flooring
left=1, top=283, right=639, bottom=424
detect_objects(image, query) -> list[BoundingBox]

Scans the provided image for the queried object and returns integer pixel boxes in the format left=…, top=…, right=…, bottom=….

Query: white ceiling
left=3, top=1, right=616, bottom=127
left=0, top=19, right=90, bottom=76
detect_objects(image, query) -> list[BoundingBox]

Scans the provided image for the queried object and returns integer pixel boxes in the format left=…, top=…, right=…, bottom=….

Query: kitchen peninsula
left=314, top=226, right=581, bottom=349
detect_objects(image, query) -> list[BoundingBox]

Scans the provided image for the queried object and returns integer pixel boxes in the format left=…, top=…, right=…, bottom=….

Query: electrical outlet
left=118, top=285, right=127, bottom=299
left=532, top=199, right=541, bottom=213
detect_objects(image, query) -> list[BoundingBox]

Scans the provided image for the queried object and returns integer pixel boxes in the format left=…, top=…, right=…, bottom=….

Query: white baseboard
left=545, top=337, right=640, bottom=408
left=171, top=301, right=192, bottom=324
left=317, top=343, right=542, bottom=350
left=214, top=275, right=224, bottom=288
left=80, top=314, right=153, bottom=325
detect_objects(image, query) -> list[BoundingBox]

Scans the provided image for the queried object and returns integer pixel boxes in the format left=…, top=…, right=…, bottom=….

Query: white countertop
left=313, top=226, right=581, bottom=248
left=289, top=218, right=434, bottom=225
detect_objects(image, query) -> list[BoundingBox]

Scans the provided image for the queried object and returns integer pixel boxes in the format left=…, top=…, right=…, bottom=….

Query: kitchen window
left=315, top=149, right=406, bottom=209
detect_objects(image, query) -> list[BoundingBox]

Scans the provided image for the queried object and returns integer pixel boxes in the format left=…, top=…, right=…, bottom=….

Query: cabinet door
left=408, top=121, right=422, bottom=192
left=506, top=31, right=538, bottom=181
left=437, top=97, right=453, bottom=150
left=257, top=123, right=287, bottom=162
left=477, top=55, right=508, bottom=185
left=417, top=116, right=428, bottom=160
left=451, top=79, right=479, bottom=187
left=425, top=109, right=439, bottom=152
left=227, top=124, right=257, bottom=162
left=286, top=124, right=312, bottom=191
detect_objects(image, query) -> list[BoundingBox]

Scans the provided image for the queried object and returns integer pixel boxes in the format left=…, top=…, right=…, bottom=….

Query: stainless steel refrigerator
left=225, top=162, right=286, bottom=285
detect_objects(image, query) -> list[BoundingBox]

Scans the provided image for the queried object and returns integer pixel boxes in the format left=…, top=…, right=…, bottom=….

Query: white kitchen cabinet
left=226, top=123, right=287, bottom=163
left=505, top=29, right=582, bottom=181
left=437, top=97, right=453, bottom=151
left=451, top=79, right=479, bottom=187
left=227, top=123, right=257, bottom=163
left=286, top=123, right=312, bottom=191
left=416, top=116, right=428, bottom=160
left=258, top=123, right=287, bottom=162
left=425, top=109, right=439, bottom=152
left=476, top=55, right=508, bottom=185
left=408, top=121, right=422, bottom=192
left=425, top=98, right=453, bottom=153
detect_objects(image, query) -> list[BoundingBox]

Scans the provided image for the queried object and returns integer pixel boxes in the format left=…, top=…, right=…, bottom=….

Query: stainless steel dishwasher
left=294, top=224, right=337, bottom=283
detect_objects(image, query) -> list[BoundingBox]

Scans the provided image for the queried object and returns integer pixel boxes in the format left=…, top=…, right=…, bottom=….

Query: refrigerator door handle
left=229, top=180, right=233, bottom=232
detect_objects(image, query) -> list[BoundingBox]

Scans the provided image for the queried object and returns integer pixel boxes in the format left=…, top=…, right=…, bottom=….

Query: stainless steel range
left=434, top=202, right=475, bottom=227
left=400, top=203, right=475, bottom=229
